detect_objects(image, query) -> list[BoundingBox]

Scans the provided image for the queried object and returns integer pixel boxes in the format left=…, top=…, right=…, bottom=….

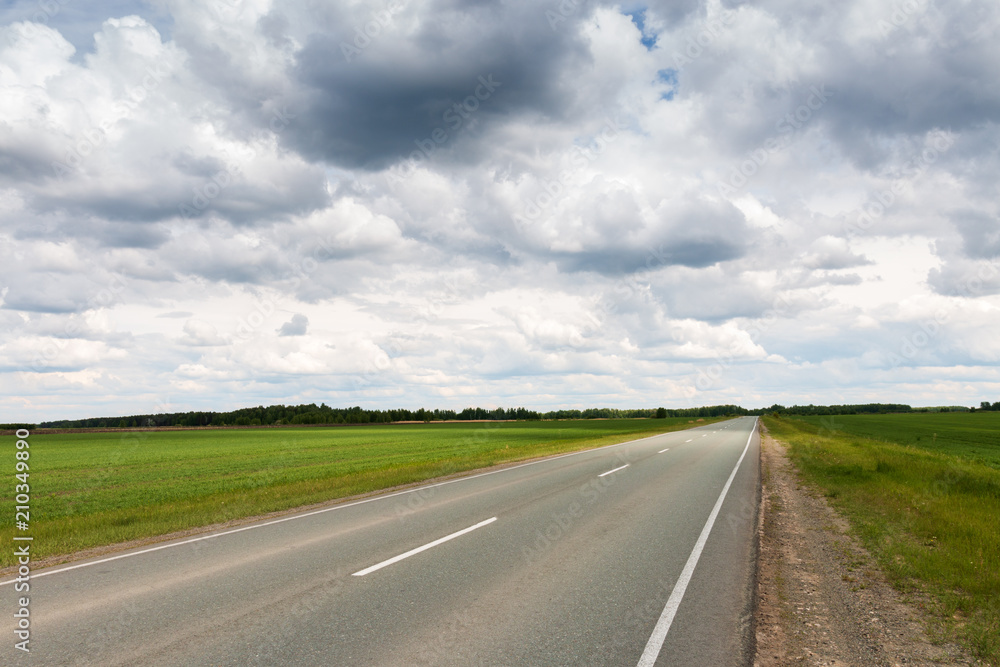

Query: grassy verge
left=4, top=417, right=724, bottom=568
left=764, top=414, right=1000, bottom=664
left=790, top=412, right=1000, bottom=467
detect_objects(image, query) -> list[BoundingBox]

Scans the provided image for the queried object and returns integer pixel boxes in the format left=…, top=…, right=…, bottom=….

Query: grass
left=793, top=412, right=1000, bottom=467
left=3, top=417, right=723, bottom=568
left=764, top=413, right=1000, bottom=664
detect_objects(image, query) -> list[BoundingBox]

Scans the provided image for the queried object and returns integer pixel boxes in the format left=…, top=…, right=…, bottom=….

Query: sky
left=1, top=0, right=999, bottom=422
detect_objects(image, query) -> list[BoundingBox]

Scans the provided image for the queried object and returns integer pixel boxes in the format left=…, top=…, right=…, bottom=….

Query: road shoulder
left=754, top=426, right=980, bottom=666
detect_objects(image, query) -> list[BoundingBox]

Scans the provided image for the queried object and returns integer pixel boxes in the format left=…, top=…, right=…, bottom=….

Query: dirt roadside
left=754, top=425, right=983, bottom=666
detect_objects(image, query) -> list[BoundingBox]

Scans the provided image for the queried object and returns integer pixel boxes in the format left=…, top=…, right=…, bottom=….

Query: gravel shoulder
left=754, top=425, right=982, bottom=666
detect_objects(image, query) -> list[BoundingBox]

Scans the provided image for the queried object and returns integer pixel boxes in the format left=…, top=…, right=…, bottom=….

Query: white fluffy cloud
left=2, top=0, right=999, bottom=421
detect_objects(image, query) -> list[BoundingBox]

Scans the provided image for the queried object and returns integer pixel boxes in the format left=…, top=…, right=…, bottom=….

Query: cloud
left=179, top=319, right=228, bottom=346
left=283, top=1, right=593, bottom=170
left=952, top=210, right=1000, bottom=260
left=801, top=236, right=872, bottom=270
left=277, top=313, right=309, bottom=337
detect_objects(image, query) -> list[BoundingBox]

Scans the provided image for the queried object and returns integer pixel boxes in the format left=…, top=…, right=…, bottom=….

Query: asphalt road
left=2, top=417, right=760, bottom=666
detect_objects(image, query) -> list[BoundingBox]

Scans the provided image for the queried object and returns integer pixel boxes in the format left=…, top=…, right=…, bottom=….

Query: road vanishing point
left=2, top=417, right=760, bottom=666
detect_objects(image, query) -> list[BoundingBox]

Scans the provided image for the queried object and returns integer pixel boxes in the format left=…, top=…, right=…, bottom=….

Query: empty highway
left=2, top=417, right=760, bottom=666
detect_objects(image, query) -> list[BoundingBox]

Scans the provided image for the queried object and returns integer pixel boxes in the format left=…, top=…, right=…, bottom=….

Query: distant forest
left=2, top=401, right=988, bottom=431
left=35, top=404, right=744, bottom=429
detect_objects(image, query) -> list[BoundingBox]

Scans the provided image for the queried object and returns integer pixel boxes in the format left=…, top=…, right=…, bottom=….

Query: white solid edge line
left=0, top=420, right=738, bottom=586
left=658, top=448, right=670, bottom=454
left=598, top=463, right=630, bottom=477
left=635, top=418, right=757, bottom=667
left=352, top=517, right=497, bottom=577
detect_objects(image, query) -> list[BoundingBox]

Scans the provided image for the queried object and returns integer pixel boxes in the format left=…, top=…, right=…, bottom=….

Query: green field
left=793, top=412, right=1000, bottom=467
left=765, top=413, right=1000, bottom=664
left=4, top=417, right=722, bottom=568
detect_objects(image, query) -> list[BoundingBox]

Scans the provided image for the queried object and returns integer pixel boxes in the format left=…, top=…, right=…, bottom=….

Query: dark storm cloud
left=285, top=0, right=592, bottom=169
left=656, top=276, right=778, bottom=322
left=0, top=129, right=62, bottom=182
left=643, top=0, right=703, bottom=25
left=277, top=313, right=308, bottom=336
left=927, top=231, right=1000, bottom=298
left=812, top=3, right=1000, bottom=167
left=554, top=237, right=745, bottom=275
left=170, top=173, right=331, bottom=226
left=2, top=274, right=105, bottom=314
left=670, top=1, right=1000, bottom=172
left=548, top=195, right=749, bottom=276
left=26, top=156, right=329, bottom=229
left=13, top=218, right=170, bottom=250
left=952, top=210, right=1000, bottom=260
left=30, top=191, right=187, bottom=225
left=801, top=238, right=872, bottom=271
left=84, top=221, right=171, bottom=249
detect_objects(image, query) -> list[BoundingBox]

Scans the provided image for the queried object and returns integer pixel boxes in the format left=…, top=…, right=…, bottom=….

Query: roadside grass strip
left=764, top=415, right=1000, bottom=664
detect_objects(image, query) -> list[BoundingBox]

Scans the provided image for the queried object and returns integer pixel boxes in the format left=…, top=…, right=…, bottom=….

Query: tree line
left=761, top=403, right=915, bottom=415
left=34, top=403, right=749, bottom=429
left=16, top=401, right=995, bottom=431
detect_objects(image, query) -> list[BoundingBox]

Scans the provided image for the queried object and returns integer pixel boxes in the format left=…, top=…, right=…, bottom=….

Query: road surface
left=2, top=417, right=759, bottom=666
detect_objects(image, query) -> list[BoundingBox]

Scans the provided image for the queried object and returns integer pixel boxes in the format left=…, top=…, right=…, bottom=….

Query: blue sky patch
left=624, top=8, right=658, bottom=50
left=658, top=68, right=678, bottom=99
